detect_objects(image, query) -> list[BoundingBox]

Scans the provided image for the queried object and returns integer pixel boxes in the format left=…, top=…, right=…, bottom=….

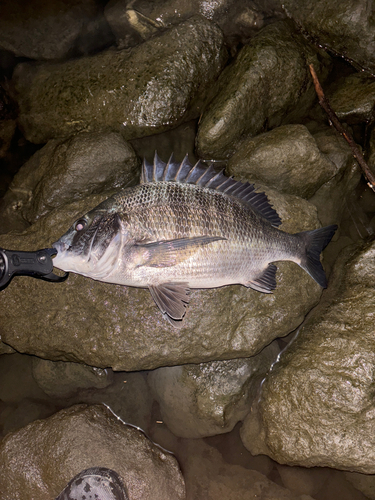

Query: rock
left=147, top=341, right=279, bottom=438
left=282, top=0, right=375, bottom=74
left=0, top=343, right=15, bottom=355
left=0, top=0, right=113, bottom=60
left=32, top=358, right=113, bottom=398
left=0, top=187, right=324, bottom=371
left=13, top=16, right=227, bottom=144
left=105, top=0, right=266, bottom=49
left=195, top=20, right=331, bottom=159
left=309, top=128, right=361, bottom=227
left=73, top=371, right=154, bottom=433
left=0, top=130, right=139, bottom=233
left=345, top=471, right=375, bottom=500
left=227, top=124, right=336, bottom=199
left=240, top=239, right=375, bottom=473
left=326, top=72, right=375, bottom=124
left=0, top=404, right=185, bottom=500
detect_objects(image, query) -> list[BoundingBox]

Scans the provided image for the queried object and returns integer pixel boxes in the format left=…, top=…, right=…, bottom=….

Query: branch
left=309, top=64, right=375, bottom=192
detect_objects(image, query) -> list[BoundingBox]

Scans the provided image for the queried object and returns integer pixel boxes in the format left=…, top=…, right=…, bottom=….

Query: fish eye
left=74, top=219, right=87, bottom=231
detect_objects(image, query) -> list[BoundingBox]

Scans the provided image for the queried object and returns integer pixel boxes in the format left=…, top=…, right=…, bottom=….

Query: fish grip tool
left=0, top=247, right=69, bottom=290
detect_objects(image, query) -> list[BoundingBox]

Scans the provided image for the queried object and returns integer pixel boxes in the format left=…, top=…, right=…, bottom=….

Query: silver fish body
left=53, top=154, right=337, bottom=326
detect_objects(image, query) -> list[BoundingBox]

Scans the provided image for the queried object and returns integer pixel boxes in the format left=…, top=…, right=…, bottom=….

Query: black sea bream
left=52, top=154, right=337, bottom=326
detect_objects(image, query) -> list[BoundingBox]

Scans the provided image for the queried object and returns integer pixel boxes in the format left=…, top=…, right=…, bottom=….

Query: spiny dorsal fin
left=141, top=152, right=281, bottom=227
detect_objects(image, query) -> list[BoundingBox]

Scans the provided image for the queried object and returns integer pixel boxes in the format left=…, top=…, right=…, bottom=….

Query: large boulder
left=0, top=130, right=139, bottom=234
left=147, top=341, right=279, bottom=438
left=13, top=16, right=227, bottom=143
left=195, top=20, right=330, bottom=159
left=0, top=404, right=185, bottom=500
left=240, top=239, right=375, bottom=473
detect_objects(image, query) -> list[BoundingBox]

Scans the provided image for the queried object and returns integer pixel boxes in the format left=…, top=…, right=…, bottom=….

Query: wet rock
left=13, top=16, right=227, bottom=144
left=0, top=0, right=113, bottom=60
left=227, top=124, right=336, bottom=199
left=0, top=187, right=323, bottom=371
left=0, top=343, right=15, bottom=355
left=0, top=130, right=139, bottom=233
left=73, top=371, right=154, bottom=433
left=240, top=239, right=375, bottom=473
left=147, top=341, right=279, bottom=438
left=196, top=20, right=330, bottom=159
left=105, top=0, right=266, bottom=49
left=32, top=358, right=113, bottom=399
left=0, top=404, right=185, bottom=500
left=282, top=0, right=375, bottom=74
left=309, top=128, right=361, bottom=227
left=326, top=72, right=375, bottom=124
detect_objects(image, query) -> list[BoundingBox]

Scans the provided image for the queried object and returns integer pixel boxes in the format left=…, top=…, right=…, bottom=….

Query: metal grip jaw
left=0, top=247, right=69, bottom=290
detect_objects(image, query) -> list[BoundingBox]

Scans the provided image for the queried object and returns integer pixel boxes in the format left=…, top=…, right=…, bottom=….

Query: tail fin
left=297, top=224, right=337, bottom=288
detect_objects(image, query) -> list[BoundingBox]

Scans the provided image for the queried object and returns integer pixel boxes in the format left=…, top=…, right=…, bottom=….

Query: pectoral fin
left=135, top=236, right=225, bottom=268
left=149, top=282, right=190, bottom=327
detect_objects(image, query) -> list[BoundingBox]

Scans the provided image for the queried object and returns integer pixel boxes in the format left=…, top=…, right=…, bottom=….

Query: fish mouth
left=51, top=240, right=70, bottom=255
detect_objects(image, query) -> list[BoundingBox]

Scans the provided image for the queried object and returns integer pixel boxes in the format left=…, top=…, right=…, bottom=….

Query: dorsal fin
left=141, top=152, right=281, bottom=227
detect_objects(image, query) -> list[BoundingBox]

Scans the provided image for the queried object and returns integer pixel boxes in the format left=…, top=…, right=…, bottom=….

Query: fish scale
left=52, top=153, right=337, bottom=327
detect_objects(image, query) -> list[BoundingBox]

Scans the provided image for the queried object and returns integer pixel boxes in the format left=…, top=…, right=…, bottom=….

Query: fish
left=52, top=153, right=337, bottom=327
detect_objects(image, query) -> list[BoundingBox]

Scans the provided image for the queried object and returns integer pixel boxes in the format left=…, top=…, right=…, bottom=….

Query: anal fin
left=246, top=263, right=277, bottom=293
left=149, top=282, right=190, bottom=328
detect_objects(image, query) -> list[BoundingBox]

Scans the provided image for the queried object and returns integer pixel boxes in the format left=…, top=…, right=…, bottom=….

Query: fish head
left=52, top=199, right=123, bottom=280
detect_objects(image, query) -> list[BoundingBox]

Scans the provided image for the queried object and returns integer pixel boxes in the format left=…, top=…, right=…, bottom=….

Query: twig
left=309, top=63, right=375, bottom=193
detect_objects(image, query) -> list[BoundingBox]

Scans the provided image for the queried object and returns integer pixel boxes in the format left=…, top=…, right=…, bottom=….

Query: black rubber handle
left=0, top=247, right=69, bottom=290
